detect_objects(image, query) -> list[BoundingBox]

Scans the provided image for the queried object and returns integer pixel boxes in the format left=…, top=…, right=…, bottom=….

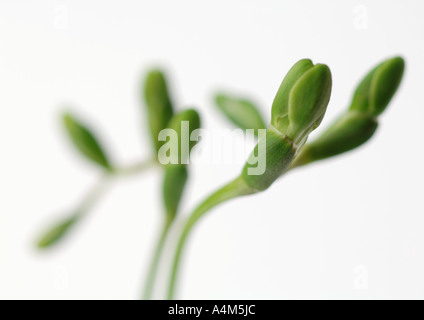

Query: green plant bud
left=163, top=165, right=188, bottom=220
left=271, top=60, right=332, bottom=144
left=240, top=60, right=332, bottom=191
left=292, top=112, right=378, bottom=167
left=350, top=56, right=405, bottom=116
left=271, top=59, right=314, bottom=132
left=291, top=57, right=405, bottom=168
left=161, top=109, right=201, bottom=219
left=286, top=64, right=332, bottom=143
left=165, top=109, right=201, bottom=164
left=37, top=216, right=78, bottom=249
left=214, top=93, right=266, bottom=132
left=144, top=70, right=174, bottom=152
left=241, top=128, right=296, bottom=191
left=63, top=113, right=112, bottom=170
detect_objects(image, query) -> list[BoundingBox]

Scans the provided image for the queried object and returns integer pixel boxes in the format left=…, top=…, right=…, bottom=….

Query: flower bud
left=162, top=109, right=201, bottom=220
left=292, top=112, right=378, bottom=167
left=292, top=57, right=405, bottom=168
left=350, top=56, right=405, bottom=116
left=271, top=60, right=332, bottom=144
left=242, top=59, right=332, bottom=191
left=144, top=70, right=174, bottom=152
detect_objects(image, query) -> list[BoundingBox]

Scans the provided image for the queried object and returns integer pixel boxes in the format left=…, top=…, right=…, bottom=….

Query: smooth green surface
left=287, top=64, right=332, bottom=142
left=241, top=59, right=332, bottom=190
left=162, top=109, right=201, bottom=218
left=63, top=113, right=112, bottom=170
left=37, top=216, right=77, bottom=249
left=271, top=59, right=314, bottom=132
left=144, top=70, right=174, bottom=152
left=369, top=57, right=405, bottom=116
left=214, top=94, right=266, bottom=132
left=350, top=56, right=405, bottom=116
left=166, top=109, right=201, bottom=164
left=163, top=165, right=188, bottom=220
left=242, top=128, right=296, bottom=191
left=292, top=112, right=378, bottom=167
left=293, top=56, right=405, bottom=167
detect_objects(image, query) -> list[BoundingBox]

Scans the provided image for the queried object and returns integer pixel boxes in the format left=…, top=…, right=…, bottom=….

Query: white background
left=0, top=0, right=423, bottom=300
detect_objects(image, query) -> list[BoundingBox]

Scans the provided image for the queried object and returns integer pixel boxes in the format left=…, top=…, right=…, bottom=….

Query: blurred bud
left=63, top=113, right=112, bottom=171
left=161, top=109, right=201, bottom=220
left=350, top=56, right=405, bottom=116
left=242, top=60, right=332, bottom=191
left=163, top=165, right=188, bottom=220
left=37, top=216, right=77, bottom=249
left=214, top=93, right=266, bottom=133
left=164, top=109, right=201, bottom=164
left=144, top=70, right=174, bottom=152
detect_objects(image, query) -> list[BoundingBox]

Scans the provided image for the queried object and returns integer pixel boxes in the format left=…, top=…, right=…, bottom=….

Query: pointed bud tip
left=369, top=56, right=405, bottom=116
left=350, top=56, right=405, bottom=117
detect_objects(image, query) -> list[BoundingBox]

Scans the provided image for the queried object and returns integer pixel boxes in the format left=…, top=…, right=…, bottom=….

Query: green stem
left=167, top=176, right=255, bottom=300
left=112, top=158, right=158, bottom=177
left=142, top=217, right=172, bottom=300
left=37, top=158, right=156, bottom=249
left=77, top=158, right=156, bottom=218
left=75, top=173, right=110, bottom=219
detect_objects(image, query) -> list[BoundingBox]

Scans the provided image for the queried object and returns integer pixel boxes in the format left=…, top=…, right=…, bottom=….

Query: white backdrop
left=0, top=0, right=423, bottom=299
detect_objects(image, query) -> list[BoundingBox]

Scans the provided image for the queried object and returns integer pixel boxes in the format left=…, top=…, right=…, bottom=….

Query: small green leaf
left=163, top=165, right=188, bottom=220
left=144, top=70, right=174, bottom=152
left=63, top=113, right=112, bottom=170
left=214, top=94, right=266, bottom=132
left=37, top=216, right=78, bottom=249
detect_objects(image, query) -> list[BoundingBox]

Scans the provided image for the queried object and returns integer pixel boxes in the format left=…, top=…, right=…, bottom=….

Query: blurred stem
left=68, top=158, right=157, bottom=224
left=112, top=158, right=158, bottom=177
left=74, top=173, right=110, bottom=220
left=78, top=158, right=156, bottom=216
left=142, top=216, right=173, bottom=300
left=167, top=176, right=255, bottom=300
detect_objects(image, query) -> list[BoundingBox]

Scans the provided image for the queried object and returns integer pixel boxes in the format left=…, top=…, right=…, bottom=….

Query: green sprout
left=167, top=56, right=404, bottom=299
left=36, top=68, right=201, bottom=300
left=36, top=56, right=405, bottom=300
left=292, top=57, right=405, bottom=167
